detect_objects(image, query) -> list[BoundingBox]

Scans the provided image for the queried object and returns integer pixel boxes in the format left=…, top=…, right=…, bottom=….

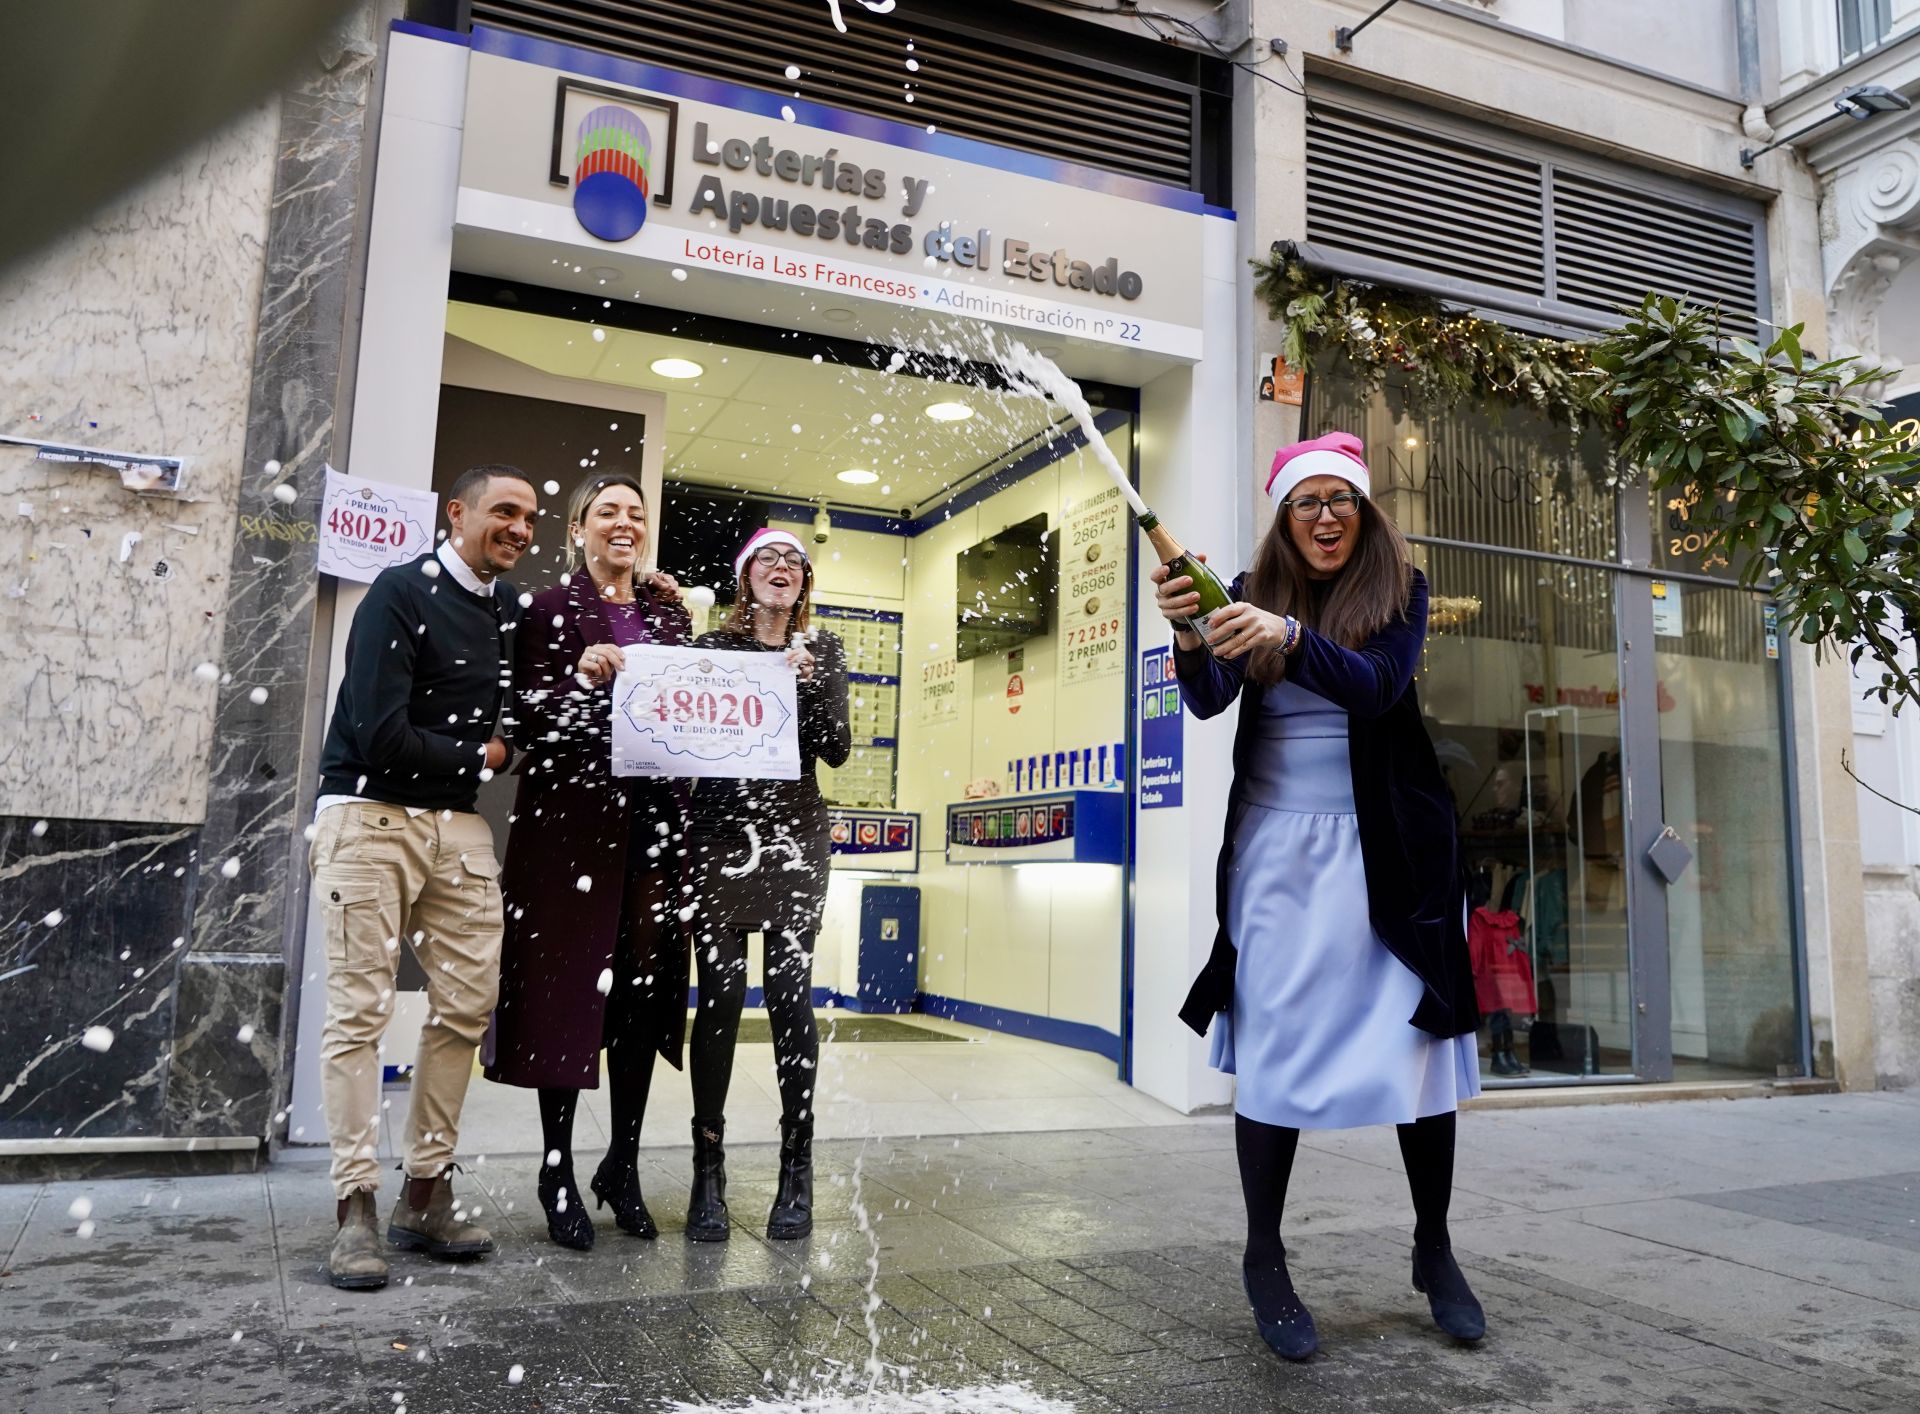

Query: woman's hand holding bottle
left=1151, top=554, right=1209, bottom=653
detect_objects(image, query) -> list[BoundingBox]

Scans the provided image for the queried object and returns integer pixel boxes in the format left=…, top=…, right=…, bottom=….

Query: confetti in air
left=67, top=1198, right=92, bottom=1220
left=596, top=968, right=614, bottom=995
left=272, top=484, right=297, bottom=504
left=544, top=480, right=561, bottom=495
left=237, top=1025, right=256, bottom=1044
left=785, top=64, right=801, bottom=79
left=193, top=662, right=220, bottom=684
left=44, top=909, right=63, bottom=927
left=576, top=875, right=593, bottom=893
left=507, top=1366, right=526, bottom=1386
left=248, top=687, right=269, bottom=705
left=31, top=820, right=47, bottom=837
left=421, top=558, right=441, bottom=578
left=81, top=1026, right=114, bottom=1053
left=220, top=858, right=242, bottom=879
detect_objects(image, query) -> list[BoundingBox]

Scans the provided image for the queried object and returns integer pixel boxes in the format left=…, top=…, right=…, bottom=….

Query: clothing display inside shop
left=1469, top=906, right=1534, bottom=1076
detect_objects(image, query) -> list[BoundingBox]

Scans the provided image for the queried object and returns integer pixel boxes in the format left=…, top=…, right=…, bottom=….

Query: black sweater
left=317, top=553, right=516, bottom=812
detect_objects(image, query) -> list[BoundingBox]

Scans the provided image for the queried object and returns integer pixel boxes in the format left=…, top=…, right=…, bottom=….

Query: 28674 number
left=650, top=688, right=766, bottom=727
left=326, top=507, right=407, bottom=547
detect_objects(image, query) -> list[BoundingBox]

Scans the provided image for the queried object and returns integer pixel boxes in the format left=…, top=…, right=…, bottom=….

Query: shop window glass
left=1413, top=542, right=1631, bottom=1080
left=1308, top=354, right=1618, bottom=562
left=1654, top=584, right=1801, bottom=1079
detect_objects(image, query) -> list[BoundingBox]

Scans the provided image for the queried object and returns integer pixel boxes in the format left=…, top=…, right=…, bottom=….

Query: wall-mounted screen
left=956, top=513, right=1055, bottom=663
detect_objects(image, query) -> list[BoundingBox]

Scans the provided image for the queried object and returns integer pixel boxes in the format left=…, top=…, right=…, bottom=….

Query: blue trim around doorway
left=916, top=992, right=1123, bottom=1062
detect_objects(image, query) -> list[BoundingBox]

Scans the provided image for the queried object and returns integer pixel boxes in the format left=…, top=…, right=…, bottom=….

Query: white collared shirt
left=315, top=540, right=497, bottom=820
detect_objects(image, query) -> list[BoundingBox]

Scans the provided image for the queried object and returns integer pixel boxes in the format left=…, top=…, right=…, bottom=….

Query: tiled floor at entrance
left=286, top=1015, right=1196, bottom=1166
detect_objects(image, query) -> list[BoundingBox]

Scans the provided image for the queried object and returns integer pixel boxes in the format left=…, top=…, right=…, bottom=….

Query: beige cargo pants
left=310, top=802, right=503, bottom=1200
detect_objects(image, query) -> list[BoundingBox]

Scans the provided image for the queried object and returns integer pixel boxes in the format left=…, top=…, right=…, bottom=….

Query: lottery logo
left=573, top=104, right=652, bottom=242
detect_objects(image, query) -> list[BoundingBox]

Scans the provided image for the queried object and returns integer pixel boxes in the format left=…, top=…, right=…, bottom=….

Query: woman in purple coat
left=486, top=472, right=690, bottom=1250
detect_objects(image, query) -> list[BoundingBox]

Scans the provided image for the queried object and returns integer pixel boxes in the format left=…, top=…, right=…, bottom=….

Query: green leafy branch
left=1591, top=296, right=1918, bottom=713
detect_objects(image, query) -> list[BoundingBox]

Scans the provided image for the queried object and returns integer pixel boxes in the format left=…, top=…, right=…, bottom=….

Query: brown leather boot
left=327, top=1188, right=389, bottom=1290
left=386, top=1172, right=495, bottom=1258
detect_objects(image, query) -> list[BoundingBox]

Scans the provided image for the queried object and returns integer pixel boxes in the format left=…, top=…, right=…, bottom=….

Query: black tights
left=538, top=1032, right=656, bottom=1176
left=689, top=929, right=819, bottom=1121
left=1236, top=1111, right=1458, bottom=1306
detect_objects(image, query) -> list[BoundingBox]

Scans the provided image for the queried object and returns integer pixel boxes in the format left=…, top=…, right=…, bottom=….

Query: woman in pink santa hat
left=682, top=527, right=851, bottom=1243
left=1153, top=431, right=1485, bottom=1361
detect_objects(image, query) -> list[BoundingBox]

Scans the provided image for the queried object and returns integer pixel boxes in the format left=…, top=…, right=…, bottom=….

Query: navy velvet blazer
left=1172, top=568, right=1481, bottom=1041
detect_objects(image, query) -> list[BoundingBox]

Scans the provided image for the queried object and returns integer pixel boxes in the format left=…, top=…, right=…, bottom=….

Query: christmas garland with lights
left=1252, top=250, right=1604, bottom=431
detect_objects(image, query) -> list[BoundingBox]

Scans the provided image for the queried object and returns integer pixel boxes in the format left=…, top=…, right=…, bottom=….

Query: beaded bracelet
left=1279, top=616, right=1300, bottom=655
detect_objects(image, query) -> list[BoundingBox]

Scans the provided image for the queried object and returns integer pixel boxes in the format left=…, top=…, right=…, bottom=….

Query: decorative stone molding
left=1823, top=138, right=1920, bottom=373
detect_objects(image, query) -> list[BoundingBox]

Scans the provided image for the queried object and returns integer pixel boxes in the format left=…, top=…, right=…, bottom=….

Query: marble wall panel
left=0, top=104, right=280, bottom=826
left=0, top=816, right=197, bottom=1139
left=164, top=955, right=285, bottom=1137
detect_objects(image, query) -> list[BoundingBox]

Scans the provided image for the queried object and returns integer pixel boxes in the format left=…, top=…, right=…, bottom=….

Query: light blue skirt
left=1208, top=682, right=1480, bottom=1129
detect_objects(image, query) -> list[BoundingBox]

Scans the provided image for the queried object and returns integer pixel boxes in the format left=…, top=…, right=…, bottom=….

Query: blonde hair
left=564, top=473, right=648, bottom=587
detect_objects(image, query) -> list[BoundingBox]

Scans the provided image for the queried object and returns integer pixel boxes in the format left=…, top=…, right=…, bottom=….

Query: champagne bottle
left=1138, top=510, right=1233, bottom=652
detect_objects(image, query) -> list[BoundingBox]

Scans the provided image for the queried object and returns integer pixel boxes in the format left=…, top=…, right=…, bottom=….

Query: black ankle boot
left=537, top=1161, right=594, bottom=1251
left=1411, top=1244, right=1486, bottom=1341
left=1243, top=1254, right=1317, bottom=1361
left=686, top=1117, right=730, bottom=1242
left=590, top=1157, right=658, bottom=1239
left=766, top=1117, right=814, bottom=1241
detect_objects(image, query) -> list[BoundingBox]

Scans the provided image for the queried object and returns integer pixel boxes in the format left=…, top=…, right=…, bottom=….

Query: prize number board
left=814, top=604, right=902, bottom=810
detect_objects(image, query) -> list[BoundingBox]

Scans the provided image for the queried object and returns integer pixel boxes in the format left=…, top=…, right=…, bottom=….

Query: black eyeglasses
left=1282, top=491, right=1363, bottom=522
left=752, top=548, right=808, bottom=569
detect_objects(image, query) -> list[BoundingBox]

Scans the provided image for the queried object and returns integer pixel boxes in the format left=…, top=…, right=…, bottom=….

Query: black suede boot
left=686, top=1116, right=730, bottom=1242
left=766, top=1117, right=814, bottom=1241
left=1412, top=1244, right=1486, bottom=1342
left=591, top=1157, right=658, bottom=1239
left=537, top=1161, right=594, bottom=1251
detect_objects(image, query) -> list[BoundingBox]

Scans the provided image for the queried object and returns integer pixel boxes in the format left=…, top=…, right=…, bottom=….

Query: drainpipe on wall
left=1735, top=0, right=1776, bottom=142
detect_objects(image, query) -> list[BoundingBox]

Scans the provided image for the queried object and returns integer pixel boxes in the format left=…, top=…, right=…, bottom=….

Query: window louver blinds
left=1305, top=94, right=1766, bottom=336
left=466, top=0, right=1206, bottom=194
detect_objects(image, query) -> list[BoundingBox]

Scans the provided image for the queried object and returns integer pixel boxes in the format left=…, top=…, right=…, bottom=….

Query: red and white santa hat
left=1264, top=431, right=1372, bottom=508
left=733, top=527, right=810, bottom=580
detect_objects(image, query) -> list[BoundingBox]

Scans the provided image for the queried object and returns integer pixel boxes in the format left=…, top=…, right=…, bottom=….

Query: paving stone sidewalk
left=3, top=1090, right=1918, bottom=1412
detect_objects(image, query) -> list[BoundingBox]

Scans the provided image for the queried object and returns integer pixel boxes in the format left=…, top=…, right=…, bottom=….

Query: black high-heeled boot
left=1244, top=1254, right=1317, bottom=1361
left=686, top=1116, right=730, bottom=1242
left=766, top=1117, right=814, bottom=1241
left=590, top=1157, right=658, bottom=1239
left=537, top=1160, right=594, bottom=1251
left=1411, top=1244, right=1486, bottom=1341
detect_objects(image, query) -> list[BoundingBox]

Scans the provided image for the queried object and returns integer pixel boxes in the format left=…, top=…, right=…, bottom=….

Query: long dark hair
left=719, top=546, right=814, bottom=640
left=1243, top=494, right=1412, bottom=685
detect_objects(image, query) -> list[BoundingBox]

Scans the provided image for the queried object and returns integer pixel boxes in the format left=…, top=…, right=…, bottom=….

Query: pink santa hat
left=1264, top=431, right=1372, bottom=508
left=733, top=526, right=810, bottom=580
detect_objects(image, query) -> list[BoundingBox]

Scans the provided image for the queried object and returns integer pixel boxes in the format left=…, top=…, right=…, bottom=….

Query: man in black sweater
left=310, top=464, right=537, bottom=1290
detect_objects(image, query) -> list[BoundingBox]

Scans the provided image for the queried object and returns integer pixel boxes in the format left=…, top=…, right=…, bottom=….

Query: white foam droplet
left=420, top=558, right=441, bottom=578
left=248, top=687, right=269, bottom=705
left=31, top=820, right=47, bottom=837
left=596, top=968, right=614, bottom=995
left=81, top=1026, right=114, bottom=1053
left=870, top=412, right=887, bottom=425
left=507, top=1365, right=525, bottom=1386
left=271, top=484, right=297, bottom=505
left=671, top=268, right=689, bottom=282
left=43, top=909, right=63, bottom=927
left=237, top=1025, right=255, bottom=1044
left=591, top=328, right=605, bottom=342
left=67, top=1197, right=92, bottom=1220
left=784, top=64, right=801, bottom=79
left=545, top=1149, right=561, bottom=1167
left=478, top=767, right=494, bottom=783
left=518, top=591, right=534, bottom=607
left=264, top=459, right=283, bottom=475
left=220, top=858, right=241, bottom=879
left=193, top=662, right=220, bottom=683
left=576, top=875, right=593, bottom=893
left=780, top=105, right=797, bottom=122
left=543, top=480, right=560, bottom=495
left=75, top=1220, right=96, bottom=1239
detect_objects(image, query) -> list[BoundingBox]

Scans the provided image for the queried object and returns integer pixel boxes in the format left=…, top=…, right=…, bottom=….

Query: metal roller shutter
left=1304, top=88, right=1766, bottom=336
left=465, top=0, right=1208, bottom=194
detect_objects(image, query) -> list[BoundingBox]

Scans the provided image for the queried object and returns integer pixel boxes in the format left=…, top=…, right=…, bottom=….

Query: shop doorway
left=428, top=288, right=1148, bottom=1144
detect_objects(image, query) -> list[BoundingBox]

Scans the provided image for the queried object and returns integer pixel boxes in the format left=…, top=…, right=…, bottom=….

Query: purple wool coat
left=484, top=573, right=693, bottom=1089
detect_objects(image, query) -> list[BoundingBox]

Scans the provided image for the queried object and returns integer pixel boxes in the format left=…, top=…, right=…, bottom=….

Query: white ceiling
left=445, top=301, right=1075, bottom=515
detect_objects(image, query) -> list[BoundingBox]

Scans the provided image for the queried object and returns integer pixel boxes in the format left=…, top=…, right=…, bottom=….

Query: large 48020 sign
left=611, top=645, right=801, bottom=780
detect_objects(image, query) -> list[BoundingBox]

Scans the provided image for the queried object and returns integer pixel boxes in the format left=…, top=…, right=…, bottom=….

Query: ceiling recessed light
left=837, top=468, right=880, bottom=485
left=924, top=401, right=974, bottom=422
left=649, top=357, right=704, bottom=379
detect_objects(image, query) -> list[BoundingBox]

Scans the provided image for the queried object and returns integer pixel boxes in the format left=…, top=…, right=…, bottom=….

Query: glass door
left=1650, top=583, right=1802, bottom=1080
